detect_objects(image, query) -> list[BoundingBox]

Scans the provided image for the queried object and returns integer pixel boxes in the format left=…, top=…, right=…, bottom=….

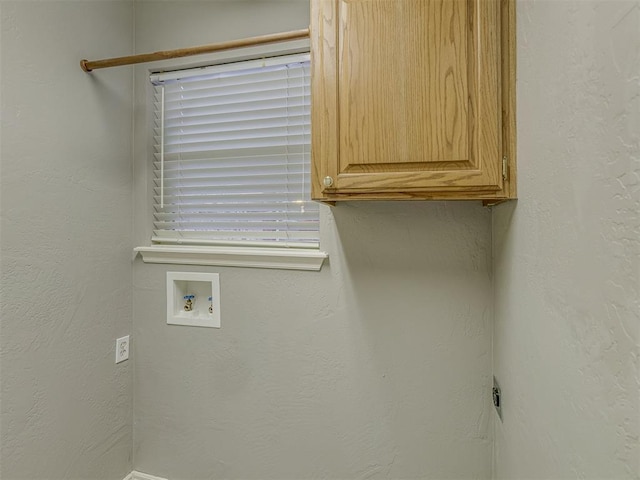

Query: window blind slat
left=157, top=100, right=310, bottom=123
left=154, top=193, right=305, bottom=203
left=158, top=73, right=308, bottom=94
left=155, top=210, right=318, bottom=220
left=156, top=134, right=310, bottom=155
left=154, top=159, right=307, bottom=174
left=159, top=69, right=307, bottom=94
left=155, top=115, right=309, bottom=137
left=149, top=238, right=320, bottom=249
left=155, top=179, right=308, bottom=187
left=154, top=202, right=318, bottom=214
left=152, top=229, right=318, bottom=241
left=154, top=186, right=306, bottom=196
left=156, top=163, right=308, bottom=179
left=156, top=78, right=309, bottom=103
left=154, top=145, right=307, bottom=163
left=155, top=106, right=310, bottom=130
left=158, top=174, right=308, bottom=186
left=154, top=121, right=309, bottom=143
left=155, top=99, right=310, bottom=122
left=156, top=89, right=310, bottom=113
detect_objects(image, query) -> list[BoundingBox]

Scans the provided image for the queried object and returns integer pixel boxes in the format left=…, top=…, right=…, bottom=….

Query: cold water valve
left=183, top=294, right=195, bottom=312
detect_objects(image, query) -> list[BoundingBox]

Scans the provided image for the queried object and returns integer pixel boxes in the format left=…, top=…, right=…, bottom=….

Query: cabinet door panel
left=311, top=0, right=504, bottom=197
left=339, top=0, right=468, bottom=169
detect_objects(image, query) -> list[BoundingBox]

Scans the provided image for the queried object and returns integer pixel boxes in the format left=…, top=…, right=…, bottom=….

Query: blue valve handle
left=183, top=295, right=195, bottom=300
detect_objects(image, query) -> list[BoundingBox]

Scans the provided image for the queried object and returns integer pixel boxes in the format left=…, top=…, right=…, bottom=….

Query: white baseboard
left=123, top=471, right=168, bottom=480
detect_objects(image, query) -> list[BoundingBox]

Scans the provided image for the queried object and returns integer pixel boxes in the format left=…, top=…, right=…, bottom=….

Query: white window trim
left=134, top=245, right=327, bottom=271
left=134, top=39, right=328, bottom=271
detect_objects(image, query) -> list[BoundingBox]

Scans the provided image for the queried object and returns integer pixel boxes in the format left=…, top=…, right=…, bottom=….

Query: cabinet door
left=311, top=0, right=505, bottom=200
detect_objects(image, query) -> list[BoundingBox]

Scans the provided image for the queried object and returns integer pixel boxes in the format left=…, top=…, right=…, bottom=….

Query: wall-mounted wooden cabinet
left=310, top=0, right=515, bottom=203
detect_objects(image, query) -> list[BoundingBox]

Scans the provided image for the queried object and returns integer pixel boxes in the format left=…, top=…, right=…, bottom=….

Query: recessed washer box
left=167, top=272, right=220, bottom=328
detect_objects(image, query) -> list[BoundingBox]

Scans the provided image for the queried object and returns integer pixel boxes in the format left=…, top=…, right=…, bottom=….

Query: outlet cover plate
left=493, top=375, right=503, bottom=421
left=116, top=335, right=130, bottom=363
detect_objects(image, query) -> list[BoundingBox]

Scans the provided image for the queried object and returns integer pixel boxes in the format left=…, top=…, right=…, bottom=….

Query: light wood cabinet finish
left=311, top=0, right=516, bottom=202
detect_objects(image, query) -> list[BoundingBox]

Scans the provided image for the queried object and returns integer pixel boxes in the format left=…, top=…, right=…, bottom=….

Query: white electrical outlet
left=115, top=335, right=130, bottom=364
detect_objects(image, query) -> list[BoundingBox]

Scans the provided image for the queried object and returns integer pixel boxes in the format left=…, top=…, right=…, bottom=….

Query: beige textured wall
left=4, top=1, right=636, bottom=479
left=493, top=1, right=640, bottom=478
left=0, top=1, right=134, bottom=478
left=132, top=2, right=494, bottom=478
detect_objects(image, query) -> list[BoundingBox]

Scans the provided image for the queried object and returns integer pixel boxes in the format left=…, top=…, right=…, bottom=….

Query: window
left=136, top=53, right=326, bottom=270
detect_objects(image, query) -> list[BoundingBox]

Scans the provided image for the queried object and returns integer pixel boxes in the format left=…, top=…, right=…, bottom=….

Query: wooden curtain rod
left=80, top=28, right=310, bottom=72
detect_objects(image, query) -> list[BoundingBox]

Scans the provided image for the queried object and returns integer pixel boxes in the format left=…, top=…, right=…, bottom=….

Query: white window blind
left=150, top=53, right=319, bottom=249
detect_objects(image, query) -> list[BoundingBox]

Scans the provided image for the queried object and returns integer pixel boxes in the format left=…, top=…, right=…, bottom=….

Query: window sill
left=134, top=245, right=328, bottom=271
